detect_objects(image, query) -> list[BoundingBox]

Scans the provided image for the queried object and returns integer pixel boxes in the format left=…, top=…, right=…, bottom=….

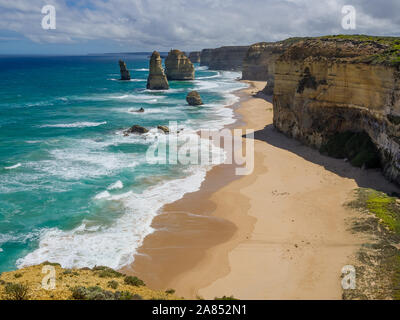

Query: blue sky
left=0, top=0, right=399, bottom=55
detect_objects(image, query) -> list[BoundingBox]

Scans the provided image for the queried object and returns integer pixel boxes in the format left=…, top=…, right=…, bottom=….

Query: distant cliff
left=188, top=51, right=201, bottom=63
left=272, top=36, right=400, bottom=183
left=200, top=46, right=250, bottom=71
left=242, top=39, right=303, bottom=93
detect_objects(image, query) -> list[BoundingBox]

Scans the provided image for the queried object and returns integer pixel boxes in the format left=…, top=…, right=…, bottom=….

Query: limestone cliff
left=119, top=60, right=131, bottom=80
left=165, top=49, right=195, bottom=80
left=147, top=51, right=169, bottom=90
left=200, top=46, right=250, bottom=71
left=273, top=36, right=400, bottom=183
left=242, top=39, right=301, bottom=94
left=188, top=51, right=201, bottom=63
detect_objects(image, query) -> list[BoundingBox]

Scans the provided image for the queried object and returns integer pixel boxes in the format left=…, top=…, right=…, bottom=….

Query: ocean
left=0, top=53, right=247, bottom=272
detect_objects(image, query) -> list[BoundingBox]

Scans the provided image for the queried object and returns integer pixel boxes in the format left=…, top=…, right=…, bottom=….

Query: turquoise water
left=0, top=54, right=246, bottom=272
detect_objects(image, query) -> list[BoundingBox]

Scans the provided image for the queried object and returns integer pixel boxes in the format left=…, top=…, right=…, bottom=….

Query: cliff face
left=146, top=51, right=169, bottom=90
left=200, top=46, right=250, bottom=71
left=242, top=39, right=304, bottom=93
left=273, top=37, right=400, bottom=183
left=165, top=49, right=195, bottom=80
left=188, top=51, right=201, bottom=63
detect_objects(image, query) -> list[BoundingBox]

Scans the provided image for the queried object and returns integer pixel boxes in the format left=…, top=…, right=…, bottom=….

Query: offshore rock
left=165, top=49, right=195, bottom=80
left=119, top=60, right=131, bottom=80
left=186, top=91, right=203, bottom=106
left=124, top=125, right=149, bottom=136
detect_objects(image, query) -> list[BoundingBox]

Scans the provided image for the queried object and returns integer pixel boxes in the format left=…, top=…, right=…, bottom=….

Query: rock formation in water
left=165, top=49, right=195, bottom=80
left=131, top=107, right=145, bottom=113
left=119, top=60, right=131, bottom=80
left=200, top=46, right=250, bottom=70
left=188, top=51, right=201, bottom=64
left=146, top=51, right=169, bottom=90
left=157, top=125, right=170, bottom=134
left=124, top=125, right=149, bottom=136
left=272, top=36, right=400, bottom=184
left=186, top=91, right=203, bottom=106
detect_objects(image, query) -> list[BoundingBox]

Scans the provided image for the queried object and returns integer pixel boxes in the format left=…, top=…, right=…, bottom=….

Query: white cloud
left=0, top=0, right=398, bottom=51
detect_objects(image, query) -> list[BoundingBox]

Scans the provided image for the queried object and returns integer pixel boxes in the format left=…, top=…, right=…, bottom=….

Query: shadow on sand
left=244, top=123, right=399, bottom=195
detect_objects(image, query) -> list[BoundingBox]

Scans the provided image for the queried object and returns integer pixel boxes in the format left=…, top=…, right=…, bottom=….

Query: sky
left=0, top=0, right=399, bottom=55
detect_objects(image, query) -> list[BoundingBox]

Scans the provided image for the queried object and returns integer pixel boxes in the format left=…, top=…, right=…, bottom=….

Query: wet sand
left=125, top=81, right=399, bottom=299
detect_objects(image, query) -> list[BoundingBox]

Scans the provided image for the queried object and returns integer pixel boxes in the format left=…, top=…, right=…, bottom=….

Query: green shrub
left=42, top=261, right=61, bottom=267
left=107, top=280, right=119, bottom=289
left=70, top=286, right=143, bottom=300
left=214, top=295, right=238, bottom=300
left=124, top=276, right=145, bottom=287
left=115, top=291, right=143, bottom=300
left=14, top=273, right=22, bottom=279
left=70, top=286, right=114, bottom=300
left=165, top=288, right=175, bottom=295
left=4, top=282, right=29, bottom=300
left=95, top=267, right=123, bottom=278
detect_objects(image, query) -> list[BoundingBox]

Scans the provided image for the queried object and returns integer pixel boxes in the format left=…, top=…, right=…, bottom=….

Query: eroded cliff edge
left=242, top=39, right=302, bottom=94
left=273, top=36, right=400, bottom=184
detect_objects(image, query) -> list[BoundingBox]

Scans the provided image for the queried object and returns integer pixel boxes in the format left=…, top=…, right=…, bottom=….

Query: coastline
left=125, top=80, right=400, bottom=299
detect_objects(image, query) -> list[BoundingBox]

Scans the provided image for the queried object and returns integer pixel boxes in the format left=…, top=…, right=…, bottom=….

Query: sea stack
left=186, top=91, right=203, bottom=106
left=119, top=60, right=131, bottom=80
left=146, top=51, right=169, bottom=90
left=165, top=49, right=195, bottom=80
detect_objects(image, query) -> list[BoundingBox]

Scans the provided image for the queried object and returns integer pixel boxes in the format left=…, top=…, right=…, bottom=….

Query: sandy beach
left=126, top=81, right=399, bottom=300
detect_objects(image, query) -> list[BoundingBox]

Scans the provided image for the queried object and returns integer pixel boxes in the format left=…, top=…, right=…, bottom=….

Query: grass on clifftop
left=321, top=35, right=400, bottom=66
left=350, top=189, right=400, bottom=235
left=346, top=188, right=400, bottom=300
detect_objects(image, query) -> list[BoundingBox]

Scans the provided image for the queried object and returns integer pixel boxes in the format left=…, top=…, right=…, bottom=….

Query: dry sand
left=126, top=81, right=399, bottom=300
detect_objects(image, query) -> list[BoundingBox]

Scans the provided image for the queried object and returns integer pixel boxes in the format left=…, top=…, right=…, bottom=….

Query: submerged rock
left=186, top=91, right=203, bottom=106
left=131, top=107, right=145, bottom=113
left=124, top=125, right=149, bottom=136
left=157, top=125, right=170, bottom=134
left=146, top=51, right=169, bottom=90
left=119, top=60, right=131, bottom=80
left=165, top=49, right=195, bottom=80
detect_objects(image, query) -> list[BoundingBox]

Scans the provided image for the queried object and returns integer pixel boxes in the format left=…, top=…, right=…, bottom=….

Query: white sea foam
left=94, top=191, right=111, bottom=200
left=108, top=181, right=123, bottom=190
left=195, top=66, right=208, bottom=71
left=133, top=68, right=149, bottom=71
left=4, top=163, right=21, bottom=170
left=40, top=122, right=107, bottom=128
left=108, top=78, right=145, bottom=82
left=17, top=168, right=208, bottom=269
left=15, top=67, right=247, bottom=270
